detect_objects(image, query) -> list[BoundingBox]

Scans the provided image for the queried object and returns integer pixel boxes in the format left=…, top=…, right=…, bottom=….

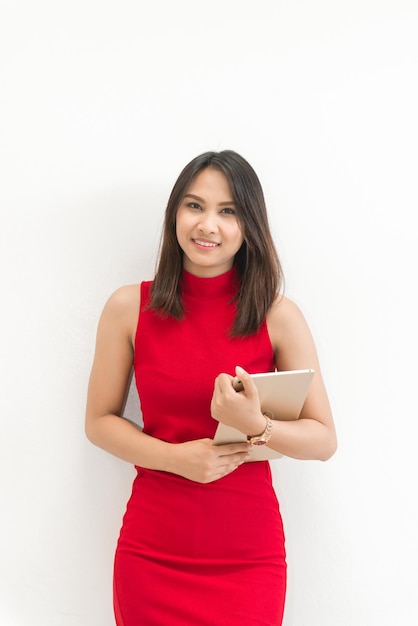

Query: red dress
left=113, top=267, right=287, bottom=625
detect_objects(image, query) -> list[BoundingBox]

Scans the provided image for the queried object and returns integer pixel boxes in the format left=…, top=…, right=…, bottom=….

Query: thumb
left=235, top=365, right=249, bottom=379
left=235, top=366, right=256, bottom=393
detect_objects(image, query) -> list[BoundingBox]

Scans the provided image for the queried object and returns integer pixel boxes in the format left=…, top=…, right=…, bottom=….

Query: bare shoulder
left=266, top=294, right=318, bottom=367
left=98, top=284, right=141, bottom=343
left=104, top=284, right=141, bottom=313
left=267, top=294, right=309, bottom=330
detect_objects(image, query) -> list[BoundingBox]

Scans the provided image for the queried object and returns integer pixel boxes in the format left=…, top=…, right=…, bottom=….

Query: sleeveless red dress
left=113, top=267, right=287, bottom=625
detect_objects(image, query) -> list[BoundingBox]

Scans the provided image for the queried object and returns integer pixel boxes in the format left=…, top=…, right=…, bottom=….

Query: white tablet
left=213, top=369, right=314, bottom=461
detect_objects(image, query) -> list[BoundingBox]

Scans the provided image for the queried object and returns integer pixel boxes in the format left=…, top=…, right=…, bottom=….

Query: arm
left=85, top=286, right=250, bottom=481
left=211, top=295, right=337, bottom=461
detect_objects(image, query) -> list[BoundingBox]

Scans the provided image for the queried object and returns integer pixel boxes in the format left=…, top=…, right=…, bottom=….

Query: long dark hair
left=149, top=150, right=284, bottom=336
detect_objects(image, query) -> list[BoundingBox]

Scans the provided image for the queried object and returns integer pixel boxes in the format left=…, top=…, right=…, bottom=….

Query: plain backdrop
left=1, top=1, right=417, bottom=625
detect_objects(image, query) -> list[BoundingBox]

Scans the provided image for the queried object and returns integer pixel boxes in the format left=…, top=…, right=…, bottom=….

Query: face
left=176, top=168, right=244, bottom=277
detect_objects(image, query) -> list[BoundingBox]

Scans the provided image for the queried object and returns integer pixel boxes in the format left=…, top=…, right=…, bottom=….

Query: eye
left=188, top=202, right=202, bottom=210
left=220, top=207, right=236, bottom=215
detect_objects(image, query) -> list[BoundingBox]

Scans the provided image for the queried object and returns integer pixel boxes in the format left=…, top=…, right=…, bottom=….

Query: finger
left=215, top=442, right=250, bottom=456
left=209, top=451, right=251, bottom=482
left=234, top=365, right=257, bottom=397
left=215, top=373, right=235, bottom=395
left=217, top=453, right=251, bottom=472
left=221, top=452, right=251, bottom=473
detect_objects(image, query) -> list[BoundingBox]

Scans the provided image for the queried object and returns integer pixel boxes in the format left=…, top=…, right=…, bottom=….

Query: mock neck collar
left=180, top=265, right=240, bottom=299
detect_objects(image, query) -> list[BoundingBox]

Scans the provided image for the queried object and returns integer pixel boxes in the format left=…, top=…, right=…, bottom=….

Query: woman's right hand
left=169, top=438, right=251, bottom=484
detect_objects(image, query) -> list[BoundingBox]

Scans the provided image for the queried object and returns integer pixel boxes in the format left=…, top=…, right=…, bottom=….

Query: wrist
left=247, top=413, right=269, bottom=437
left=161, top=440, right=179, bottom=474
left=247, top=412, right=274, bottom=446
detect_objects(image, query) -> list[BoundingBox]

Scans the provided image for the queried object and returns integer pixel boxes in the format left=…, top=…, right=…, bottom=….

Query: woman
left=85, top=150, right=337, bottom=625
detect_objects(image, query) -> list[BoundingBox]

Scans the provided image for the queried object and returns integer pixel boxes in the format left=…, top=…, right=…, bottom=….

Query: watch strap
left=247, top=412, right=274, bottom=446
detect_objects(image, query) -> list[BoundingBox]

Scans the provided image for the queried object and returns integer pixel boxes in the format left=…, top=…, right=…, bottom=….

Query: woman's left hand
left=211, top=366, right=267, bottom=437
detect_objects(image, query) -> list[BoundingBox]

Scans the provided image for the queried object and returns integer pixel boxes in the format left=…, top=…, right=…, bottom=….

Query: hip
left=116, top=462, right=285, bottom=564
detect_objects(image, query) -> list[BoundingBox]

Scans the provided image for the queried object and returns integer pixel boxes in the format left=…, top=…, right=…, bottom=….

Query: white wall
left=1, top=1, right=417, bottom=624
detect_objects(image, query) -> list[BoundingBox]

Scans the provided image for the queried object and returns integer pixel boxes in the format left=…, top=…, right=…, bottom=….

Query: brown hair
left=149, top=150, right=283, bottom=336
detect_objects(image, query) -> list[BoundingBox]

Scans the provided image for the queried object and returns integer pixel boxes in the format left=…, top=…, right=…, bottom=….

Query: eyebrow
left=183, top=193, right=235, bottom=206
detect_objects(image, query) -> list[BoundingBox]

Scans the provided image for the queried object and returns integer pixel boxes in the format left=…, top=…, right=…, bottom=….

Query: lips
left=193, top=239, right=220, bottom=248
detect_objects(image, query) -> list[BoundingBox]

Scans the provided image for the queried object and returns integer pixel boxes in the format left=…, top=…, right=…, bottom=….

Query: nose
left=198, top=210, right=218, bottom=234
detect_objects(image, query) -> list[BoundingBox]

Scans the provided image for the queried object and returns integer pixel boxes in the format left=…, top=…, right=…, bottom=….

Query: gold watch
left=247, top=412, right=274, bottom=446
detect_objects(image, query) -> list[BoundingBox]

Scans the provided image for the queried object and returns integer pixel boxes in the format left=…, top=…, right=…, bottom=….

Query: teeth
left=194, top=240, right=218, bottom=247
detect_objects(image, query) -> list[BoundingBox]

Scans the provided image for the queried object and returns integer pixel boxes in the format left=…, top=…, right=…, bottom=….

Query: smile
left=193, top=239, right=220, bottom=248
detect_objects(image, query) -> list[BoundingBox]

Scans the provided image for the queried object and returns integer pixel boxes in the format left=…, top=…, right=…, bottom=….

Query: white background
left=1, top=1, right=417, bottom=624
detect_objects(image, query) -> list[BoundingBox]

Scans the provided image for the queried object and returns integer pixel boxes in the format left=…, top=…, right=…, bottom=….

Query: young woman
left=85, top=150, right=337, bottom=625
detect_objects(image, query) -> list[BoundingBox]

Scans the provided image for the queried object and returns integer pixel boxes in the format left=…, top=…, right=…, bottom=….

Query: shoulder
left=98, top=284, right=141, bottom=342
left=266, top=294, right=315, bottom=355
left=267, top=294, right=307, bottom=327
left=103, top=284, right=141, bottom=315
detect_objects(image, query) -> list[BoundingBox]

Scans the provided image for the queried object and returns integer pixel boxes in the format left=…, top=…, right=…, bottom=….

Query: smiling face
left=175, top=167, right=244, bottom=277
